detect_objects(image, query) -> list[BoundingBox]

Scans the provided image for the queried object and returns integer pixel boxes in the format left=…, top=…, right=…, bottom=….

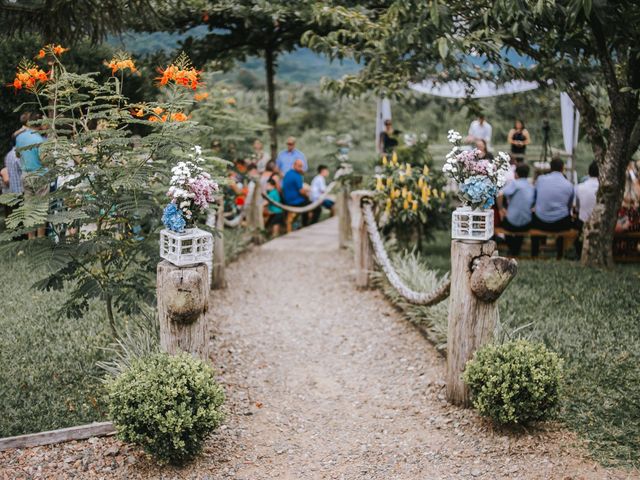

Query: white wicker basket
left=160, top=227, right=214, bottom=270
left=451, top=206, right=494, bottom=241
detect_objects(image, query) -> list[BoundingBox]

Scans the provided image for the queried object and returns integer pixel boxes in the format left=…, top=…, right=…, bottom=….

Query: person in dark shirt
left=507, top=119, right=530, bottom=162
left=379, top=119, right=399, bottom=154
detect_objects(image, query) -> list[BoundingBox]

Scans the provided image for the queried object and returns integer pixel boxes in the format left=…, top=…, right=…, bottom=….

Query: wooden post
left=157, top=261, right=210, bottom=362
left=446, top=240, right=517, bottom=406
left=246, top=180, right=264, bottom=244
left=350, top=190, right=374, bottom=288
left=211, top=196, right=226, bottom=290
left=338, top=187, right=352, bottom=249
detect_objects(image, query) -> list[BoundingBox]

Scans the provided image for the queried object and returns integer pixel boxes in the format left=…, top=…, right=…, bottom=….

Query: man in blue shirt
left=498, top=163, right=534, bottom=255
left=531, top=157, right=576, bottom=256
left=281, top=159, right=311, bottom=229
left=276, top=137, right=307, bottom=176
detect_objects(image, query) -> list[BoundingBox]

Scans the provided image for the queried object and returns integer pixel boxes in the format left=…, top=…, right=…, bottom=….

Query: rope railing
left=261, top=181, right=337, bottom=214
left=223, top=181, right=255, bottom=228
left=361, top=198, right=451, bottom=306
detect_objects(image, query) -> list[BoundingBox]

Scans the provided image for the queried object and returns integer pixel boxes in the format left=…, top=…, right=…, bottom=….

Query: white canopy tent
left=377, top=79, right=580, bottom=180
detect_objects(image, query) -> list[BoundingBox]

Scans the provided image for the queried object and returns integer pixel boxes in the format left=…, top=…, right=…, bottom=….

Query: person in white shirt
left=575, top=161, right=599, bottom=224
left=310, top=164, right=335, bottom=224
left=466, top=114, right=493, bottom=149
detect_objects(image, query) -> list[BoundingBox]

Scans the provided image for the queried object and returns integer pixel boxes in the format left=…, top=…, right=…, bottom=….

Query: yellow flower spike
left=394, top=189, right=401, bottom=199
left=423, top=165, right=430, bottom=176
left=401, top=186, right=408, bottom=198
left=421, top=186, right=428, bottom=203
left=386, top=177, right=393, bottom=187
left=406, top=163, right=412, bottom=175
left=376, top=177, right=384, bottom=191
left=403, top=199, right=409, bottom=210
left=399, top=173, right=405, bottom=182
left=382, top=155, right=388, bottom=166
left=418, top=177, right=424, bottom=188
left=412, top=200, right=418, bottom=211
left=385, top=198, right=392, bottom=211
left=407, top=191, right=413, bottom=203
left=440, top=191, right=446, bottom=199
left=392, top=151, right=398, bottom=164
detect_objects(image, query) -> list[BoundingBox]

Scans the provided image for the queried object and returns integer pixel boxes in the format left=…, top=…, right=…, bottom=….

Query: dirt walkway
left=1, top=218, right=636, bottom=479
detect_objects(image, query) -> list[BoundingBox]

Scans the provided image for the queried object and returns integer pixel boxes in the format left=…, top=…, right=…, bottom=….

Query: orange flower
left=106, top=57, right=137, bottom=76
left=194, top=92, right=209, bottom=102
left=131, top=107, right=145, bottom=118
left=10, top=63, right=49, bottom=92
left=157, top=65, right=202, bottom=90
left=37, top=49, right=45, bottom=59
left=152, top=106, right=164, bottom=115
left=224, top=97, right=236, bottom=105
left=170, top=112, right=188, bottom=122
left=52, top=45, right=68, bottom=56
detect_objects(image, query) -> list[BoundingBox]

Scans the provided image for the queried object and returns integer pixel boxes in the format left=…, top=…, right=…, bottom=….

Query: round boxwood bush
left=463, top=340, right=563, bottom=425
left=107, top=352, right=225, bottom=465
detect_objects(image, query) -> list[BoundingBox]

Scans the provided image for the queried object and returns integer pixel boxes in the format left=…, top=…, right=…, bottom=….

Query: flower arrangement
left=443, top=130, right=510, bottom=209
left=162, top=145, right=218, bottom=233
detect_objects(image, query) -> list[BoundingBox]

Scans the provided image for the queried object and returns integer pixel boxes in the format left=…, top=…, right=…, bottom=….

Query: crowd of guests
left=225, top=136, right=335, bottom=236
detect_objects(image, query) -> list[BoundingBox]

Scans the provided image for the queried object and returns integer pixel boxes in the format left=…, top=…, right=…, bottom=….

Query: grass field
left=413, top=233, right=640, bottom=469
left=0, top=228, right=253, bottom=437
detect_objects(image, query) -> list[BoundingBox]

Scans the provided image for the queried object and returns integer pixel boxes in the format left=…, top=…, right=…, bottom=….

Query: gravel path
left=1, top=218, right=636, bottom=479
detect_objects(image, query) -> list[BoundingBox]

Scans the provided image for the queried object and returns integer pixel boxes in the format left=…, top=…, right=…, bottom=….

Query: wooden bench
left=613, top=231, right=640, bottom=263
left=495, top=227, right=579, bottom=259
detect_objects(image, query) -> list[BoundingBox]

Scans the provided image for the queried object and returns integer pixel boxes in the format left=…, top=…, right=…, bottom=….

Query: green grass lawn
left=414, top=232, right=640, bottom=468
left=0, top=228, right=252, bottom=438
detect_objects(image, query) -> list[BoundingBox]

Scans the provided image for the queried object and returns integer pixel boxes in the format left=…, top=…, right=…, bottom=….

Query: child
left=310, top=164, right=335, bottom=224
left=265, top=177, right=285, bottom=236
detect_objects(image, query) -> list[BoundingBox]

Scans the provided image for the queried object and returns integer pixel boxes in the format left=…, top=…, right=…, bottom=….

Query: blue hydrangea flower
left=459, top=175, right=497, bottom=209
left=162, top=203, right=186, bottom=232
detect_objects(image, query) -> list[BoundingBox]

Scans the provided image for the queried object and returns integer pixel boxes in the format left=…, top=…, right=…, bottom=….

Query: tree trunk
left=338, top=187, right=352, bottom=249
left=265, top=48, right=278, bottom=161
left=582, top=113, right=637, bottom=267
left=246, top=180, right=264, bottom=244
left=157, top=261, right=210, bottom=362
left=446, top=240, right=517, bottom=407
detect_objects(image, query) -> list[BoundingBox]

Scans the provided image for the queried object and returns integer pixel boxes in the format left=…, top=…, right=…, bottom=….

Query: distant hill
left=107, top=28, right=360, bottom=85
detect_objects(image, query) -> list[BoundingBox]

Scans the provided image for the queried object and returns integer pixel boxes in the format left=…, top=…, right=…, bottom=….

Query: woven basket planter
left=452, top=206, right=494, bottom=242
left=160, top=228, right=213, bottom=270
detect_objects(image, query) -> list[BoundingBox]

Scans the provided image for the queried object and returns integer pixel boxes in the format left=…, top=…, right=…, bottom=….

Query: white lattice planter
left=452, top=206, right=494, bottom=242
left=160, top=228, right=214, bottom=270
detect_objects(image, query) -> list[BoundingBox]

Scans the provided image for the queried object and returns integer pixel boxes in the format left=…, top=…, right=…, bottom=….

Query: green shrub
left=463, top=340, right=562, bottom=425
left=107, top=352, right=225, bottom=465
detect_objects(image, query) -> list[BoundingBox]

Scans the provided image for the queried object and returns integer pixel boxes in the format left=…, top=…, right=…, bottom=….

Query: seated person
left=575, top=161, right=599, bottom=227
left=531, top=157, right=575, bottom=257
left=281, top=159, right=311, bottom=227
left=310, top=164, right=335, bottom=224
left=264, top=178, right=284, bottom=236
left=497, top=163, right=534, bottom=256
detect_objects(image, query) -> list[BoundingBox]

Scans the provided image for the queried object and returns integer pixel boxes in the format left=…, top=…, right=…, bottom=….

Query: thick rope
left=361, top=200, right=451, bottom=306
left=261, top=181, right=336, bottom=214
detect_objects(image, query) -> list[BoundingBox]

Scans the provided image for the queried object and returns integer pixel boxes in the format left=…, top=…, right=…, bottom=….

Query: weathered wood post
left=338, top=187, right=352, bottom=249
left=157, top=261, right=210, bottom=362
left=446, top=240, right=517, bottom=406
left=246, top=180, right=264, bottom=244
left=350, top=190, right=374, bottom=288
left=211, top=195, right=226, bottom=289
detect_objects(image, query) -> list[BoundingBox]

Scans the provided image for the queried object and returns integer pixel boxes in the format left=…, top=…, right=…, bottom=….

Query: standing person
left=15, top=112, right=47, bottom=238
left=260, top=160, right=276, bottom=193
left=276, top=137, right=307, bottom=176
left=379, top=119, right=399, bottom=154
left=252, top=138, right=270, bottom=173
left=466, top=114, right=492, bottom=149
left=310, top=164, right=336, bottom=224
left=282, top=158, right=310, bottom=229
left=3, top=139, right=22, bottom=194
left=507, top=119, right=530, bottom=162
left=531, top=157, right=575, bottom=257
left=497, top=164, right=534, bottom=256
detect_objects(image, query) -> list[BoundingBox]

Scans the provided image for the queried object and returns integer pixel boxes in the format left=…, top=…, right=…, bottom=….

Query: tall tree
left=167, top=0, right=328, bottom=159
left=306, top=0, right=640, bottom=267
left=0, top=0, right=160, bottom=44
